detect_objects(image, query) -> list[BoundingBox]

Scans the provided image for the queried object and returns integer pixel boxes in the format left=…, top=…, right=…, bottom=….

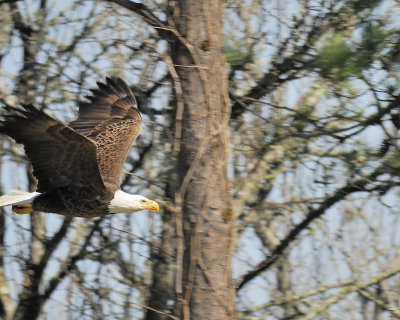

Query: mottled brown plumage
left=0, top=77, right=148, bottom=217
left=69, top=77, right=141, bottom=189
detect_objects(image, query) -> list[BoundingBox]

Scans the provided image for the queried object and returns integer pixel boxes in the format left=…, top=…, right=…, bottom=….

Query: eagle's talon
left=12, top=204, right=33, bottom=214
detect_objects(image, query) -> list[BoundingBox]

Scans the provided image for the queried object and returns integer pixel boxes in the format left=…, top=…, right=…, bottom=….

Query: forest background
left=0, top=0, right=400, bottom=319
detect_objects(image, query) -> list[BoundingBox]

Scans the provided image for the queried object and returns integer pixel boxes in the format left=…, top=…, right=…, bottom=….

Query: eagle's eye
left=140, top=199, right=147, bottom=204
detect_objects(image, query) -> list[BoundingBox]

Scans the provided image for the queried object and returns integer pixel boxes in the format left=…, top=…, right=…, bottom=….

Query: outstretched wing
left=69, top=77, right=142, bottom=189
left=0, top=105, right=106, bottom=193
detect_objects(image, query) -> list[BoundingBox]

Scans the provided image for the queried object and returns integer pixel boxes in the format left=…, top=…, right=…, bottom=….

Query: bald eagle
left=0, top=77, right=159, bottom=217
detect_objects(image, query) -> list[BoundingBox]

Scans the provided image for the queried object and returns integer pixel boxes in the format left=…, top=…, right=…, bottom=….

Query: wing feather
left=0, top=105, right=106, bottom=193
left=69, top=77, right=142, bottom=189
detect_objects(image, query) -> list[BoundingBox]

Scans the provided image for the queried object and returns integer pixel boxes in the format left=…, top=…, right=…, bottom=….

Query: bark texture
left=171, top=0, right=235, bottom=318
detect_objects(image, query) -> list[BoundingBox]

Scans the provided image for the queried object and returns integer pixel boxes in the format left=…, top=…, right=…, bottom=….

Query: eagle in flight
left=0, top=77, right=159, bottom=217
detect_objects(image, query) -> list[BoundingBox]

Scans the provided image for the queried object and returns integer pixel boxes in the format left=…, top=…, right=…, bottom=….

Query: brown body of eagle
left=0, top=77, right=157, bottom=217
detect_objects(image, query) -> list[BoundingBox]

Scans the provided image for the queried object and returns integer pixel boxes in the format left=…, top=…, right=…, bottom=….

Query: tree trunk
left=145, top=213, right=175, bottom=320
left=170, top=0, right=235, bottom=318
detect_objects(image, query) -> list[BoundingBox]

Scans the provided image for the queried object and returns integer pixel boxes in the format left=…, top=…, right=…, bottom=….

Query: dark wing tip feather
left=96, top=82, right=117, bottom=96
left=1, top=104, right=26, bottom=116
left=85, top=77, right=137, bottom=110
left=0, top=104, right=59, bottom=144
left=378, top=138, right=391, bottom=157
left=107, top=77, right=133, bottom=97
left=70, top=77, right=139, bottom=132
left=0, top=104, right=39, bottom=131
left=2, top=104, right=40, bottom=116
left=88, top=89, right=108, bottom=98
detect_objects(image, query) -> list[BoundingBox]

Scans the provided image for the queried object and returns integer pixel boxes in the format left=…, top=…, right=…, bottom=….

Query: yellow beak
left=146, top=200, right=159, bottom=212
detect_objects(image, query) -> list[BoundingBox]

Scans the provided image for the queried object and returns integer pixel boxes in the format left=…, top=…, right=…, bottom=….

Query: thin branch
left=36, top=217, right=73, bottom=278
left=42, top=220, right=101, bottom=299
left=301, top=266, right=400, bottom=320
left=359, top=289, right=400, bottom=318
left=237, top=167, right=385, bottom=290
left=106, top=0, right=167, bottom=31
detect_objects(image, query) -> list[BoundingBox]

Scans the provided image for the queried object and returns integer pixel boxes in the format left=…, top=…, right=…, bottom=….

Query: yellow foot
left=12, top=204, right=33, bottom=214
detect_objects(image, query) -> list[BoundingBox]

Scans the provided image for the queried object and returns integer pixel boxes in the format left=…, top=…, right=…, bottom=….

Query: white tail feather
left=0, top=191, right=40, bottom=207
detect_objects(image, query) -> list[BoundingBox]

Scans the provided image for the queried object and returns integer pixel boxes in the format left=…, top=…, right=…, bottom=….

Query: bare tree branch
left=237, top=167, right=387, bottom=290
left=106, top=0, right=167, bottom=30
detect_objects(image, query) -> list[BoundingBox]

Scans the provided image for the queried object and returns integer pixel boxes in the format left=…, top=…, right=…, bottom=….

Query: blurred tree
left=0, top=0, right=400, bottom=319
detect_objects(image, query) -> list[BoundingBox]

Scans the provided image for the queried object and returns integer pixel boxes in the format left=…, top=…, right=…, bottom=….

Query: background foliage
left=1, top=0, right=400, bottom=319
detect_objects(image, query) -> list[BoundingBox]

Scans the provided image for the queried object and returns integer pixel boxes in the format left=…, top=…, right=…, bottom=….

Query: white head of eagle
left=108, top=190, right=159, bottom=213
